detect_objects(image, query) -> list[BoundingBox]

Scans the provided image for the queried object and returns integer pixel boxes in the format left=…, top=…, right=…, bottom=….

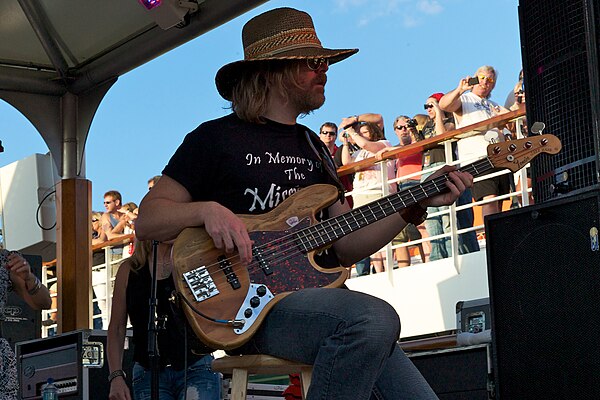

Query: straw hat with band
left=215, top=7, right=359, bottom=101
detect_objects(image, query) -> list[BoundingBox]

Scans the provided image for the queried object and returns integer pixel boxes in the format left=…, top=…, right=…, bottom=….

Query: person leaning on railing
left=439, top=65, right=511, bottom=221
left=341, top=121, right=395, bottom=274
left=420, top=93, right=456, bottom=261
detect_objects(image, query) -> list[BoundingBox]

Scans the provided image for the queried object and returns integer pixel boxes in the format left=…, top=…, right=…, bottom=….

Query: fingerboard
left=295, top=157, right=495, bottom=252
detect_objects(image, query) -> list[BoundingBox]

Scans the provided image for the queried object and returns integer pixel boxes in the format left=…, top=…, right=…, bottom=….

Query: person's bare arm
left=107, top=261, right=132, bottom=400
left=439, top=76, right=474, bottom=114
left=339, top=113, right=384, bottom=130
left=431, top=101, right=448, bottom=136
left=102, top=213, right=128, bottom=240
left=136, top=175, right=253, bottom=263
left=345, top=126, right=388, bottom=153
left=6, top=252, right=52, bottom=310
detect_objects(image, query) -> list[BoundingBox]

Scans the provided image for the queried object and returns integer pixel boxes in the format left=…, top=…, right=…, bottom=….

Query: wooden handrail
left=337, top=106, right=526, bottom=177
left=43, top=233, right=135, bottom=267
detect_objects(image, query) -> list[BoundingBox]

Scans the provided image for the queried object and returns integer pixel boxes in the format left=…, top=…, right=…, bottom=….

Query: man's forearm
left=136, top=199, right=211, bottom=241
left=439, top=87, right=463, bottom=113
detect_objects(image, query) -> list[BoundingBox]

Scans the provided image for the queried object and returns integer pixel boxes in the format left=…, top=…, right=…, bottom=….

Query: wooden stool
left=212, top=354, right=313, bottom=400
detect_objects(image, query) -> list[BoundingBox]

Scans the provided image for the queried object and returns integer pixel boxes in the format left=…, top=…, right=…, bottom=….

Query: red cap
left=429, top=92, right=444, bottom=102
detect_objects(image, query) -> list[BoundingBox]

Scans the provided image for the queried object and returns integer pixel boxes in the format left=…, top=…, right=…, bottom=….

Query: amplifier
left=456, top=297, right=491, bottom=334
left=16, top=329, right=133, bottom=400
left=408, top=344, right=492, bottom=400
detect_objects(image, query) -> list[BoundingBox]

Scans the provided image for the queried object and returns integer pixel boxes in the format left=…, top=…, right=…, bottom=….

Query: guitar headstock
left=487, top=134, right=562, bottom=172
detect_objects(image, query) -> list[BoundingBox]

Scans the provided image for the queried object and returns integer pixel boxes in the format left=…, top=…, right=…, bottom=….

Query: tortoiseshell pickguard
left=248, top=219, right=343, bottom=295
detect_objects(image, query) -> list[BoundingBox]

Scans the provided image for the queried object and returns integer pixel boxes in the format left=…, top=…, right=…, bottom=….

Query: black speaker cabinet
left=519, top=0, right=600, bottom=202
left=408, top=344, right=491, bottom=400
left=485, top=190, right=600, bottom=399
left=16, top=329, right=134, bottom=400
left=0, top=254, right=42, bottom=349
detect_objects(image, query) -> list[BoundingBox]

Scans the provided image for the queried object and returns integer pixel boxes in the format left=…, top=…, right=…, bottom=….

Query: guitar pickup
left=252, top=247, right=273, bottom=275
left=183, top=266, right=219, bottom=302
left=218, top=256, right=241, bottom=290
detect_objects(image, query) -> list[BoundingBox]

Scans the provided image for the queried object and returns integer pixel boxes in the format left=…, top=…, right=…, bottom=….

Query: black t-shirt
left=163, top=113, right=340, bottom=267
left=164, top=113, right=335, bottom=214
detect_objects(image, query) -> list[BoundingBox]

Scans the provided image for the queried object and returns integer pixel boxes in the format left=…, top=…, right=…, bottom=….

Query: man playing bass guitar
left=136, top=8, right=472, bottom=400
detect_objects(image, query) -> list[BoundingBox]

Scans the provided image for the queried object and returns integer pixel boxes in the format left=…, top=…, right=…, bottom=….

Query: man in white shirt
left=440, top=65, right=511, bottom=218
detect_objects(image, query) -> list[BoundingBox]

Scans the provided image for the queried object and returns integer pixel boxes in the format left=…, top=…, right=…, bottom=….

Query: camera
left=341, top=121, right=359, bottom=130
left=405, top=118, right=418, bottom=129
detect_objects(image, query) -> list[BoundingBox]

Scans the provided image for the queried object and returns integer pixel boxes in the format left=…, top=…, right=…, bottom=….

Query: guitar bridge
left=183, top=266, right=219, bottom=302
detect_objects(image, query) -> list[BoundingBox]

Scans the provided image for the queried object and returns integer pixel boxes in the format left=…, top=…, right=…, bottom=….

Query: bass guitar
left=172, top=134, right=561, bottom=350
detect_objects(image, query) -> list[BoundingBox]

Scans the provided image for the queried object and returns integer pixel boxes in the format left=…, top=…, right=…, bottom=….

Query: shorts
left=472, top=173, right=511, bottom=201
left=393, top=223, right=421, bottom=244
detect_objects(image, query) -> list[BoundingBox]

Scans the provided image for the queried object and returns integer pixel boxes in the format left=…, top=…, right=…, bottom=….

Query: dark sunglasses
left=423, top=104, right=434, bottom=110
left=394, top=125, right=409, bottom=130
left=103, top=200, right=113, bottom=204
left=320, top=131, right=336, bottom=136
left=306, top=58, right=329, bottom=71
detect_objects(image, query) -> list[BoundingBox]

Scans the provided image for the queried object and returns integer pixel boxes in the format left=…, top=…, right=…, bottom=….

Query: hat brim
left=215, top=47, right=358, bottom=101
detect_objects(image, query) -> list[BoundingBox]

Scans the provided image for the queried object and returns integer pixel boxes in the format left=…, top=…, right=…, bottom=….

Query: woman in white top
left=341, top=121, right=395, bottom=274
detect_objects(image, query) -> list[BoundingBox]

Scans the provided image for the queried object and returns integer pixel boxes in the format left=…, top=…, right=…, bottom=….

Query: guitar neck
left=295, top=157, right=495, bottom=252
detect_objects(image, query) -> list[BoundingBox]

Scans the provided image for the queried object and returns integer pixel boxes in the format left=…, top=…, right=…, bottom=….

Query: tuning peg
left=530, top=122, right=545, bottom=135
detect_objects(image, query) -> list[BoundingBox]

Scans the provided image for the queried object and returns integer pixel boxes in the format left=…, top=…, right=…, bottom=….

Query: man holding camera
left=137, top=7, right=473, bottom=399
left=439, top=65, right=510, bottom=219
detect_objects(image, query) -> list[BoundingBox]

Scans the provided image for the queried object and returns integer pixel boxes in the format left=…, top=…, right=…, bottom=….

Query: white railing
left=41, top=239, right=132, bottom=337
left=339, top=110, right=529, bottom=280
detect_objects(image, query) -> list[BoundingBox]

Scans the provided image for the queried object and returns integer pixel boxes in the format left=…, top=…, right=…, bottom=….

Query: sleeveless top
left=126, top=262, right=212, bottom=370
left=108, top=213, right=119, bottom=228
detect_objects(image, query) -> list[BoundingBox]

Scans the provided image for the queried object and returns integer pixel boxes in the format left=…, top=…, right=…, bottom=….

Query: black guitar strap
left=303, top=128, right=346, bottom=204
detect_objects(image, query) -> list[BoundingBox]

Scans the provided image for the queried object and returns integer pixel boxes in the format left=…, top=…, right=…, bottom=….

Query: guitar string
left=184, top=157, right=496, bottom=290
left=182, top=157, right=493, bottom=290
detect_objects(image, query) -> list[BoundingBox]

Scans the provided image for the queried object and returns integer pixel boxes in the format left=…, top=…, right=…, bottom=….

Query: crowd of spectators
left=91, top=175, right=162, bottom=247
left=317, top=65, right=526, bottom=274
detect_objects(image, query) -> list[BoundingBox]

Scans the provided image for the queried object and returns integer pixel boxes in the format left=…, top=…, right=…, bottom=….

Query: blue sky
left=1, top=0, right=521, bottom=212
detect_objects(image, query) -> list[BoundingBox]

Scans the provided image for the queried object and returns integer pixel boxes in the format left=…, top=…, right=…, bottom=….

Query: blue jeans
left=132, top=355, right=221, bottom=400
left=234, top=288, right=438, bottom=400
left=355, top=257, right=371, bottom=276
left=421, top=163, right=451, bottom=261
left=456, top=188, right=480, bottom=254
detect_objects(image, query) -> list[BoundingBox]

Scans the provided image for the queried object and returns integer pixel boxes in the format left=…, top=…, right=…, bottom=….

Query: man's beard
left=290, top=75, right=326, bottom=115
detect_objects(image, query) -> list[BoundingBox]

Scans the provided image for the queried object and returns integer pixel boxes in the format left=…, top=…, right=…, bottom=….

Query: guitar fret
left=386, top=197, right=398, bottom=213
left=296, top=231, right=310, bottom=252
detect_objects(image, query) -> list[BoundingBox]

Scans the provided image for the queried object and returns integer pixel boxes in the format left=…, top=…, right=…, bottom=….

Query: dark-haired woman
left=107, top=240, right=220, bottom=400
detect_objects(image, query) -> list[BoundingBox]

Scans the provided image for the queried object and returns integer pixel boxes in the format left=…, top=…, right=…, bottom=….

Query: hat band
left=244, top=28, right=323, bottom=59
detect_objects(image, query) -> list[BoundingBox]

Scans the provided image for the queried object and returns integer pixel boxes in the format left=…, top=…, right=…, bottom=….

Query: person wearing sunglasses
left=420, top=93, right=471, bottom=261
left=92, top=211, right=107, bottom=246
left=136, top=7, right=473, bottom=400
left=101, top=190, right=130, bottom=240
left=341, top=121, right=396, bottom=275
left=439, top=65, right=512, bottom=222
left=318, top=122, right=339, bottom=156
